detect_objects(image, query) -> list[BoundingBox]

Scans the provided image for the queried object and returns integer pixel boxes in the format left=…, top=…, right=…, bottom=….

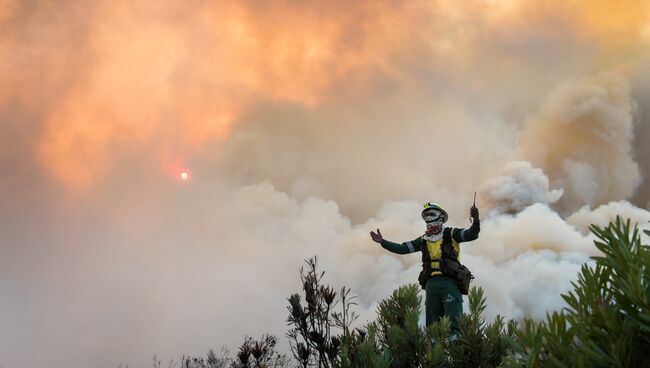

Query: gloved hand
left=470, top=205, right=479, bottom=221
left=370, top=229, right=383, bottom=243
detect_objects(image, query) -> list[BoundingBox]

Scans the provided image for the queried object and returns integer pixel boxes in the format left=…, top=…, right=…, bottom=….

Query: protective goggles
left=423, top=210, right=443, bottom=223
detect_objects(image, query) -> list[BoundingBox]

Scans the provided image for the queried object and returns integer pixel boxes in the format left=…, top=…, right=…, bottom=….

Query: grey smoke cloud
left=516, top=73, right=642, bottom=214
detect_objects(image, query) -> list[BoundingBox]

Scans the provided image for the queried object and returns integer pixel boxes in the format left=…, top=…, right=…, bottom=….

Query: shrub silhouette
left=231, top=335, right=290, bottom=368
left=286, top=257, right=358, bottom=367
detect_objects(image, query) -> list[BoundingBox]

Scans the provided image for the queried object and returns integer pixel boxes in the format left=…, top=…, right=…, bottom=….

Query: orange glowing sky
left=0, top=0, right=648, bottom=191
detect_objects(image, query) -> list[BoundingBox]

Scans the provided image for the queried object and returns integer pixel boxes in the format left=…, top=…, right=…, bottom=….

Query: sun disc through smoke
left=179, top=170, right=190, bottom=181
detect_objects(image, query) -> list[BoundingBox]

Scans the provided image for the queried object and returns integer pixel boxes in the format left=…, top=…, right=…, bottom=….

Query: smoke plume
left=517, top=73, right=641, bottom=214
left=479, top=161, right=564, bottom=215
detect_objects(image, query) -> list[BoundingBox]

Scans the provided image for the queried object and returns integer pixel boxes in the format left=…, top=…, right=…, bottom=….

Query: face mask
left=424, top=219, right=444, bottom=241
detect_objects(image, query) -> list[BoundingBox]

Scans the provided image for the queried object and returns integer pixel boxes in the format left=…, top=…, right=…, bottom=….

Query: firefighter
left=370, top=202, right=480, bottom=336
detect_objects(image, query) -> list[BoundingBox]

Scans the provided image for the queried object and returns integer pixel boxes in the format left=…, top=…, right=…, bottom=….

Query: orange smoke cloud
left=30, top=0, right=403, bottom=189
left=24, top=0, right=445, bottom=189
left=1, top=0, right=648, bottom=190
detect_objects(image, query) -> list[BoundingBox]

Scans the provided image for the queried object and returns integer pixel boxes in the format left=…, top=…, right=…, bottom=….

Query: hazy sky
left=1, top=1, right=650, bottom=367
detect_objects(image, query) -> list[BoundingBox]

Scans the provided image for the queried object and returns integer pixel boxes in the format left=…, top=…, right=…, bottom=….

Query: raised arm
left=370, top=229, right=421, bottom=254
left=452, top=205, right=480, bottom=242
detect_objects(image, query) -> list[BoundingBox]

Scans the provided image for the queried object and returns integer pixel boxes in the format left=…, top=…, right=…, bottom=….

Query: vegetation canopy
left=156, top=217, right=649, bottom=367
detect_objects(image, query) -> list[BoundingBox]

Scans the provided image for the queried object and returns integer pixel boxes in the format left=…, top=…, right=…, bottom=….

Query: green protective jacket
left=380, top=220, right=480, bottom=332
left=379, top=220, right=480, bottom=256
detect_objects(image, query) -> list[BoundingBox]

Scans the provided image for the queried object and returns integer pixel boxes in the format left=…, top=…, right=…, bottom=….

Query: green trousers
left=425, top=276, right=463, bottom=335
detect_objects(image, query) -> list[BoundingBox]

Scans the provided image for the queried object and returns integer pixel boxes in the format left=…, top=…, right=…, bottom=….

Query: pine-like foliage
left=375, top=284, right=428, bottom=366
left=448, top=287, right=519, bottom=368
left=334, top=284, right=517, bottom=368
left=505, top=216, right=650, bottom=367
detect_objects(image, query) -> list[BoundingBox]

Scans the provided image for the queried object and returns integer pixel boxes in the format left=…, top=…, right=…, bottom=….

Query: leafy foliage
left=505, top=216, right=650, bottom=367
left=448, top=287, right=518, bottom=368
left=334, top=285, right=517, bottom=368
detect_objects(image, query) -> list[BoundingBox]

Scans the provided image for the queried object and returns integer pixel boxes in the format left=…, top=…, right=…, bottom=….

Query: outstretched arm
left=370, top=229, right=421, bottom=254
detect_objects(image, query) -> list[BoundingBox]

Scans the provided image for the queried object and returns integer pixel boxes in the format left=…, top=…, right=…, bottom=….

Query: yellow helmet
left=422, top=202, right=448, bottom=223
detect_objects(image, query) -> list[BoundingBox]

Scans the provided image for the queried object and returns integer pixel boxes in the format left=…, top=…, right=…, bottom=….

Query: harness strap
left=442, top=228, right=458, bottom=261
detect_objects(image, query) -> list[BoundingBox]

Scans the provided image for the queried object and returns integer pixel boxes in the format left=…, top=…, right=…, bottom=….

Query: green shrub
left=333, top=284, right=517, bottom=368
left=505, top=216, right=650, bottom=367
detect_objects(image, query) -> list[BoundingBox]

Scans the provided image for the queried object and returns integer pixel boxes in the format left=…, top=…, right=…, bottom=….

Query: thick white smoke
left=478, top=161, right=564, bottom=215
